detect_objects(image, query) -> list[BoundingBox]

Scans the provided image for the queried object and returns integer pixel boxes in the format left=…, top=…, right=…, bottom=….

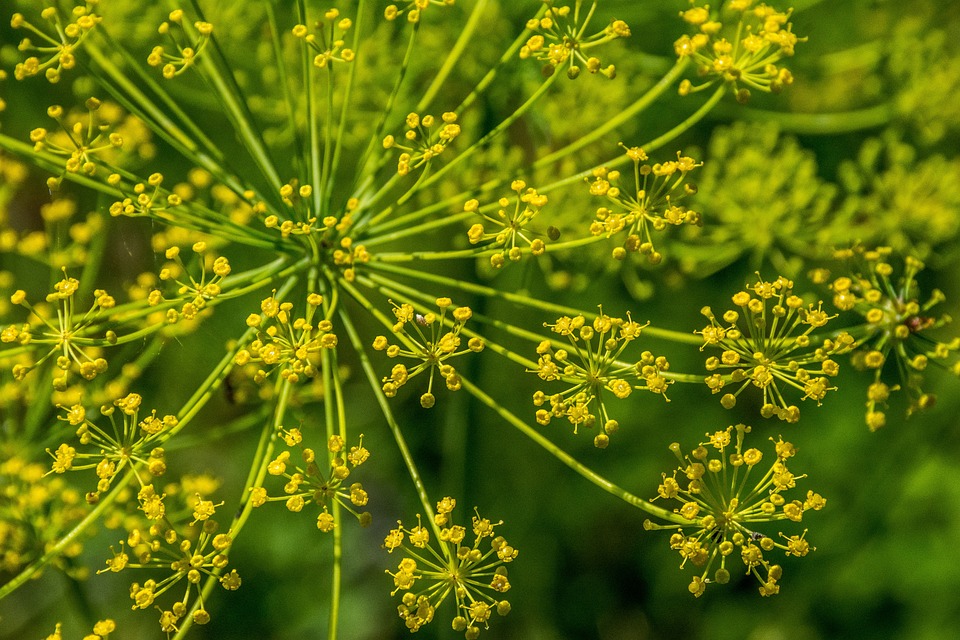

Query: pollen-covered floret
left=374, top=298, right=481, bottom=408
left=674, top=2, right=803, bottom=104
left=100, top=496, right=235, bottom=632
left=520, top=0, right=629, bottom=79
left=820, top=247, right=959, bottom=427
left=4, top=267, right=119, bottom=391
left=465, top=180, right=552, bottom=268
left=293, top=8, right=355, bottom=68
left=383, top=112, right=461, bottom=176
left=589, top=146, right=701, bottom=263
left=645, top=424, right=823, bottom=597
left=147, top=10, right=214, bottom=79
left=153, top=242, right=232, bottom=324
left=697, top=274, right=855, bottom=423
left=29, top=98, right=123, bottom=188
left=251, top=428, right=372, bottom=531
left=385, top=497, right=515, bottom=637
left=531, top=308, right=670, bottom=448
left=384, top=0, right=455, bottom=24
left=234, top=292, right=337, bottom=384
left=48, top=393, right=177, bottom=503
left=11, top=2, right=101, bottom=83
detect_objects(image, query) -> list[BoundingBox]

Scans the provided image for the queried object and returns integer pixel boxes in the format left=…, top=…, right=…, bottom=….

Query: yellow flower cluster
left=383, top=112, right=461, bottom=176
left=385, top=497, right=515, bottom=638
left=697, top=274, right=855, bottom=422
left=674, top=1, right=802, bottom=103
left=4, top=268, right=116, bottom=391
left=646, top=424, right=825, bottom=597
left=10, top=2, right=101, bottom=83
left=153, top=242, right=232, bottom=323
left=49, top=393, right=176, bottom=503
left=373, top=298, right=482, bottom=408
left=147, top=9, right=214, bottom=79
left=385, top=0, right=455, bottom=24
left=520, top=0, right=630, bottom=79
left=588, top=146, right=701, bottom=263
left=251, top=430, right=371, bottom=531
left=293, top=8, right=355, bottom=69
left=465, top=180, right=552, bottom=268
left=101, top=498, right=237, bottom=632
left=531, top=310, right=670, bottom=447
left=107, top=171, right=182, bottom=218
left=43, top=619, right=116, bottom=640
left=819, top=247, right=960, bottom=429
left=30, top=99, right=122, bottom=189
left=235, top=292, right=337, bottom=384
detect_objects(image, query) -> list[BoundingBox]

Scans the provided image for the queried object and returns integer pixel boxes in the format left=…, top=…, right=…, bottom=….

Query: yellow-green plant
left=1, top=1, right=958, bottom=638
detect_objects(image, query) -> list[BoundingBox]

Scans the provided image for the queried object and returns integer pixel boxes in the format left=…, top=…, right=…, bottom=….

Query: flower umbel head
left=520, top=0, right=630, bottom=79
left=292, top=8, right=355, bottom=69
left=48, top=393, right=176, bottom=503
left=531, top=309, right=670, bottom=448
left=588, top=147, right=701, bottom=263
left=384, top=497, right=516, bottom=637
left=147, top=10, right=214, bottom=79
left=235, top=292, right=337, bottom=384
left=675, top=1, right=803, bottom=104
left=645, top=424, right=824, bottom=597
left=822, top=247, right=959, bottom=428
left=698, top=274, right=855, bottom=423
left=11, top=2, right=101, bottom=83
left=252, top=429, right=371, bottom=531
left=99, top=500, right=236, bottom=632
left=383, top=112, right=461, bottom=176
left=465, top=180, right=551, bottom=269
left=373, top=298, right=482, bottom=408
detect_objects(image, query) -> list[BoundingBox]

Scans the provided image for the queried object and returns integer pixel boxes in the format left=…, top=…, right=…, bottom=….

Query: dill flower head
left=464, top=180, right=551, bottom=269
left=820, top=247, right=959, bottom=428
left=837, top=134, right=960, bottom=262
left=520, top=0, right=631, bottom=80
left=10, top=2, right=101, bottom=83
left=697, top=274, right=855, bottom=423
left=588, top=146, right=701, bottom=263
left=373, top=298, right=482, bottom=408
left=531, top=309, right=670, bottom=448
left=885, top=16, right=960, bottom=145
left=48, top=393, right=177, bottom=503
left=234, top=292, right=337, bottom=384
left=101, top=496, right=237, bottom=632
left=385, top=497, right=516, bottom=638
left=675, top=0, right=803, bottom=103
left=645, top=424, right=824, bottom=597
left=682, top=122, right=838, bottom=275
left=251, top=428, right=372, bottom=531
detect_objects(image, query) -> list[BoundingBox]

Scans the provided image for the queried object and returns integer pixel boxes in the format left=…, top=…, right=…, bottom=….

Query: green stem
left=415, top=72, right=560, bottom=194
left=187, top=0, right=282, bottom=191
left=363, top=261, right=705, bottom=345
left=326, top=0, right=367, bottom=213
left=533, top=58, right=690, bottom=169
left=267, top=2, right=308, bottom=181
left=336, top=295, right=440, bottom=533
left=416, top=0, right=491, bottom=113
left=297, top=0, right=323, bottom=207
left=353, top=22, right=420, bottom=195
left=718, top=102, right=894, bottom=134
left=459, top=377, right=685, bottom=524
